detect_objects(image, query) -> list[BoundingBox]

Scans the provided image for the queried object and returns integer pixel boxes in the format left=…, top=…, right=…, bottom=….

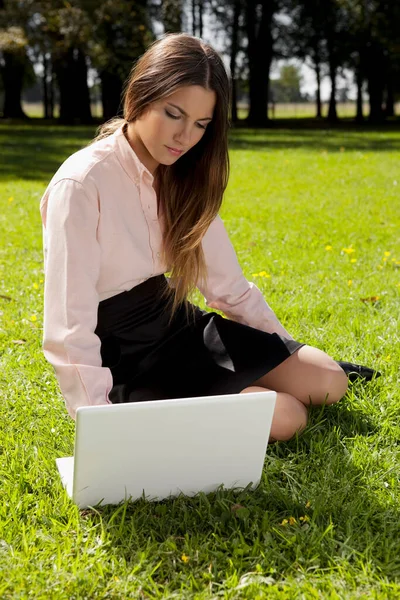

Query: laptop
left=56, top=390, right=276, bottom=509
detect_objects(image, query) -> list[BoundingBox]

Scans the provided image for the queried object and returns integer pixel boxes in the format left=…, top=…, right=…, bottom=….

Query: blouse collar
left=113, top=124, right=155, bottom=186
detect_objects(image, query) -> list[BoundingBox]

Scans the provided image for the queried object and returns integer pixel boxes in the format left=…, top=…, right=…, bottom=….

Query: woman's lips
left=166, top=146, right=183, bottom=156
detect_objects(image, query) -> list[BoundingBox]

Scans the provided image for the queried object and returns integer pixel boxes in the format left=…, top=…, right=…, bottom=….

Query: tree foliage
left=1, top=0, right=399, bottom=124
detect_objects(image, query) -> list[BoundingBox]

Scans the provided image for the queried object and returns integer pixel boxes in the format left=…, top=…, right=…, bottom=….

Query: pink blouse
left=40, top=125, right=292, bottom=419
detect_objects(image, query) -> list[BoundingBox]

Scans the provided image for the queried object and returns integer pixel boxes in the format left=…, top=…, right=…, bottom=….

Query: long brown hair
left=95, top=33, right=230, bottom=313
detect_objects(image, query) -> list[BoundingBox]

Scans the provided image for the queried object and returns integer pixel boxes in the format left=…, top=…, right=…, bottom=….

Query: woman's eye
left=165, top=110, right=180, bottom=120
left=165, top=109, right=206, bottom=130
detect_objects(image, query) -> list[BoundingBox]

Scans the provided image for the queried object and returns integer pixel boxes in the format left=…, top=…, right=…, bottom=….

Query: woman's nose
left=174, top=124, right=191, bottom=147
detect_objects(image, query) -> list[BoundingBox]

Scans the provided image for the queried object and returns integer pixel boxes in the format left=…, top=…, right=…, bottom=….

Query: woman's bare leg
left=253, top=345, right=348, bottom=407
left=241, top=385, right=308, bottom=441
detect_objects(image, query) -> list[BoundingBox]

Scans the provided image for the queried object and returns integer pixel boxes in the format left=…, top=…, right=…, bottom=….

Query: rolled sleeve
left=198, top=216, right=293, bottom=340
left=41, top=178, right=113, bottom=419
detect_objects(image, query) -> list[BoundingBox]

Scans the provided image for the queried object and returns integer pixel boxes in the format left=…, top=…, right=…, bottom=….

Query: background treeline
left=0, top=0, right=399, bottom=126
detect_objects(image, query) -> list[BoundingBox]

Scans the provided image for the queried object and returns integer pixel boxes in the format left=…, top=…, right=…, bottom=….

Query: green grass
left=0, top=123, right=399, bottom=599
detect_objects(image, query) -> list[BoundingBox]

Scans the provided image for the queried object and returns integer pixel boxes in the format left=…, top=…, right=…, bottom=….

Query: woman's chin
left=158, top=155, right=182, bottom=166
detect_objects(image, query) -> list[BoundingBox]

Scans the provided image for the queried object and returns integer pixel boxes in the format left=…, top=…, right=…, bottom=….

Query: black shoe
left=336, top=361, right=381, bottom=382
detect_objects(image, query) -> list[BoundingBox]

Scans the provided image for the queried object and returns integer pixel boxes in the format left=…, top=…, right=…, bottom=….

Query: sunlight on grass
left=0, top=124, right=399, bottom=598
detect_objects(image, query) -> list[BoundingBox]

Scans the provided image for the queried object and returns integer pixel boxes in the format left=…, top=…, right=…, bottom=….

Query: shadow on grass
left=229, top=125, right=400, bottom=153
left=0, top=125, right=97, bottom=183
left=1, top=121, right=400, bottom=183
left=76, top=395, right=399, bottom=592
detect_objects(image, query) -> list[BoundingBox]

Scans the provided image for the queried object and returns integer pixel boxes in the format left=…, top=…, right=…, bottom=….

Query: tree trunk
left=367, top=76, right=385, bottom=123
left=43, top=53, right=49, bottom=119
left=49, top=60, right=55, bottom=120
left=315, top=61, right=322, bottom=118
left=230, top=0, right=241, bottom=123
left=192, top=0, right=197, bottom=35
left=385, top=71, right=394, bottom=117
left=366, top=44, right=386, bottom=123
left=245, top=0, right=274, bottom=127
left=355, top=61, right=364, bottom=123
left=53, top=48, right=73, bottom=123
left=327, top=59, right=337, bottom=122
left=54, top=47, right=92, bottom=124
left=101, top=70, right=124, bottom=121
left=75, top=49, right=92, bottom=123
left=198, top=0, right=204, bottom=38
left=311, top=41, right=322, bottom=118
left=1, top=51, right=29, bottom=119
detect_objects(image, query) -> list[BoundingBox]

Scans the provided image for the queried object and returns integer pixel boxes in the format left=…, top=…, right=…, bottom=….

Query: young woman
left=40, top=33, right=377, bottom=441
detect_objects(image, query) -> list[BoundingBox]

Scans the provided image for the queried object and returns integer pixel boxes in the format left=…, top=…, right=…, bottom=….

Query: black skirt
left=94, top=275, right=304, bottom=404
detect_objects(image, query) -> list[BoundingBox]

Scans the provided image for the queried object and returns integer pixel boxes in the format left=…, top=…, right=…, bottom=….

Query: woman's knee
left=271, top=392, right=308, bottom=442
left=316, top=361, right=348, bottom=405
left=289, top=348, right=349, bottom=406
left=241, top=386, right=307, bottom=441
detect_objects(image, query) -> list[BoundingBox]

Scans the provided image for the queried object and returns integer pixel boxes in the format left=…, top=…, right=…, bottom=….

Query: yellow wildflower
left=299, top=515, right=310, bottom=522
left=350, top=258, right=357, bottom=263
left=288, top=516, right=297, bottom=525
left=280, top=518, right=288, bottom=526
left=305, top=501, right=311, bottom=509
left=181, top=554, right=190, bottom=563
left=325, top=245, right=332, bottom=251
left=33, top=283, right=39, bottom=289
left=8, top=197, right=14, bottom=203
left=384, top=251, right=391, bottom=257
left=348, top=280, right=352, bottom=286
left=342, top=247, right=355, bottom=254
left=252, top=271, right=271, bottom=278
left=30, top=315, right=37, bottom=321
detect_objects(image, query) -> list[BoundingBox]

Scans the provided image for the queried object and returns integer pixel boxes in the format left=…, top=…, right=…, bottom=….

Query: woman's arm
left=41, top=178, right=113, bottom=419
left=197, top=215, right=293, bottom=340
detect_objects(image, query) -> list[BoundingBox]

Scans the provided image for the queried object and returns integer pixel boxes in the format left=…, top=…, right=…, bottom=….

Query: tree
left=190, top=0, right=205, bottom=37
left=229, top=0, right=242, bottom=123
left=0, top=1, right=33, bottom=119
left=245, top=0, right=280, bottom=127
left=335, top=0, right=400, bottom=123
left=89, top=0, right=153, bottom=120
left=270, top=63, right=303, bottom=102
left=207, top=0, right=247, bottom=123
left=288, top=0, right=328, bottom=118
left=162, top=0, right=183, bottom=33
left=52, top=4, right=93, bottom=123
left=365, top=0, right=400, bottom=122
left=27, top=2, right=57, bottom=119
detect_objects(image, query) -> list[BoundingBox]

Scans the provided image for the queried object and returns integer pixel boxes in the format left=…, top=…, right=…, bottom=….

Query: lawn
left=0, top=122, right=399, bottom=599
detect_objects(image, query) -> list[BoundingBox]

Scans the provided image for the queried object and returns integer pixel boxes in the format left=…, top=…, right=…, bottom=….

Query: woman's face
left=127, top=85, right=216, bottom=175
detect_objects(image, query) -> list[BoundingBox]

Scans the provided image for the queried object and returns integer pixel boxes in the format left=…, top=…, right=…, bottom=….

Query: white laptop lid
left=62, top=391, right=276, bottom=508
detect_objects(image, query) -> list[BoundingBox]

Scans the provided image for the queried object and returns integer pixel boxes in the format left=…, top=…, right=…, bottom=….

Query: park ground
left=0, top=122, right=399, bottom=598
